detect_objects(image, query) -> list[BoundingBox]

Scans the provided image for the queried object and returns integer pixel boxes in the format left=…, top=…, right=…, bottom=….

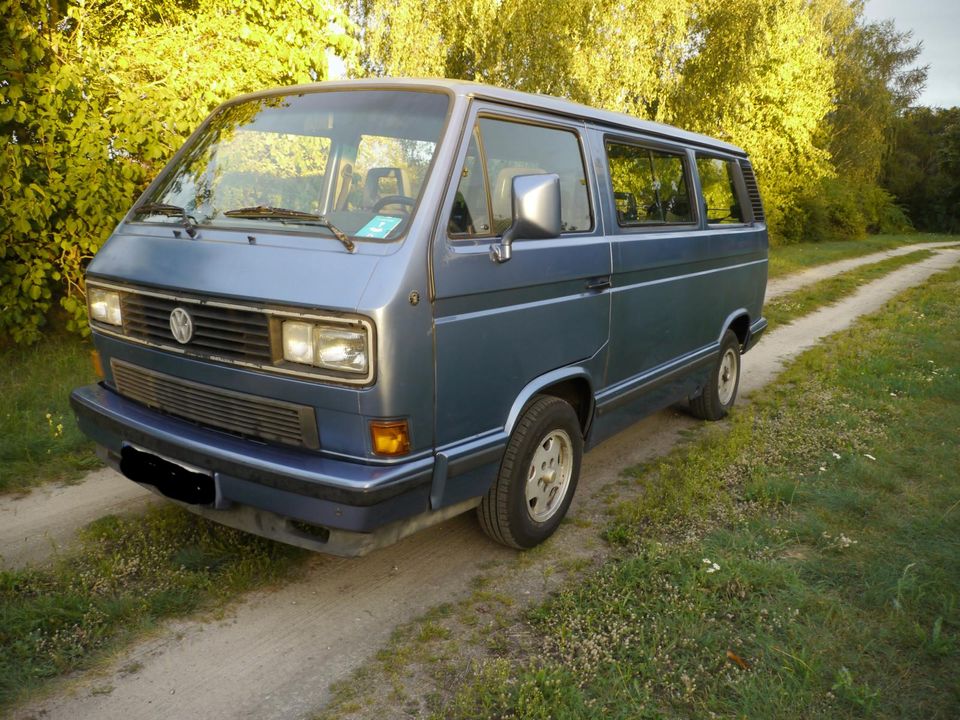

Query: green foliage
left=0, top=330, right=100, bottom=492
left=829, top=19, right=925, bottom=185
left=884, top=107, right=960, bottom=233
left=0, top=0, right=356, bottom=343
left=350, top=0, right=927, bottom=247
left=781, top=178, right=912, bottom=244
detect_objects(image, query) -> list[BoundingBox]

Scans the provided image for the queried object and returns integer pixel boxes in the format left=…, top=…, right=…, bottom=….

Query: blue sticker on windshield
left=356, top=215, right=403, bottom=239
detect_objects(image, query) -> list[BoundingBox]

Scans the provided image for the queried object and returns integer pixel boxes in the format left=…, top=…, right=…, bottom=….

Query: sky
left=864, top=0, right=960, bottom=108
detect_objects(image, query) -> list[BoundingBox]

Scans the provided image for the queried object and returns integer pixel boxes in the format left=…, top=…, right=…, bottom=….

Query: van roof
left=229, top=78, right=747, bottom=157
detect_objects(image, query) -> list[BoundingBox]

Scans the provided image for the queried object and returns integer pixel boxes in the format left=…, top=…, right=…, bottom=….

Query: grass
left=0, top=332, right=101, bottom=493
left=435, top=264, right=960, bottom=718
left=764, top=248, right=935, bottom=329
left=0, top=504, right=304, bottom=709
left=768, top=232, right=955, bottom=279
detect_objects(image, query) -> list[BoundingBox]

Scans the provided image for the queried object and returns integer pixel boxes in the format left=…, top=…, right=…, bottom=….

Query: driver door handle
left=586, top=276, right=612, bottom=291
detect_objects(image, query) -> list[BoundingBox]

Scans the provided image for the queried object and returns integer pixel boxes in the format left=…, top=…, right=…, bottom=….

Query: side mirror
left=490, top=173, right=561, bottom=264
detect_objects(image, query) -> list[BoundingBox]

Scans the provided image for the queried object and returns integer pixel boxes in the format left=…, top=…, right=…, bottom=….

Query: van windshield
left=139, top=90, right=450, bottom=242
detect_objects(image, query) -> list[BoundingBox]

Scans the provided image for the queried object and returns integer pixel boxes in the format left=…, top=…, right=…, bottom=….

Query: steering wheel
left=371, top=195, right=416, bottom=214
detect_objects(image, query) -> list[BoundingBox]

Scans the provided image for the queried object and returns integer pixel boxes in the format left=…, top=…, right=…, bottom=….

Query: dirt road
left=9, top=245, right=959, bottom=720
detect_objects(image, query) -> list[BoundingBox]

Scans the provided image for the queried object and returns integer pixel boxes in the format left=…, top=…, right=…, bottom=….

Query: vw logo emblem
left=169, top=307, right=194, bottom=344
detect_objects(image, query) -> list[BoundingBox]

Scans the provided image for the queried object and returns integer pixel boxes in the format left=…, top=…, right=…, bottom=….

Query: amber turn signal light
left=91, top=350, right=104, bottom=380
left=370, top=420, right=411, bottom=456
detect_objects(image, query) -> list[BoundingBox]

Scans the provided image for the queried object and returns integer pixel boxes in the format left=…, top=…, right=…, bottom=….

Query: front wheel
left=478, top=396, right=583, bottom=549
left=690, top=329, right=741, bottom=421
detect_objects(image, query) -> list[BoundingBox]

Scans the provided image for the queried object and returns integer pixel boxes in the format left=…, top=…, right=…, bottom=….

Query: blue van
left=71, top=79, right=767, bottom=555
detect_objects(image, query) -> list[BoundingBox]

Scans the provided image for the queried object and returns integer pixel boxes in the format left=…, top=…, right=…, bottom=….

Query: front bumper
left=71, top=383, right=439, bottom=554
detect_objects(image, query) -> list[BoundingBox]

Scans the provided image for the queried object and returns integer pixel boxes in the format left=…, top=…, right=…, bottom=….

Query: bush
left=777, top=177, right=912, bottom=244
left=0, top=0, right=355, bottom=345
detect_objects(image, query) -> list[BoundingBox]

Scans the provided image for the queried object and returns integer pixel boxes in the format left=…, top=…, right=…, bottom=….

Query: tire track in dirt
left=764, top=240, right=959, bottom=299
left=9, top=247, right=959, bottom=720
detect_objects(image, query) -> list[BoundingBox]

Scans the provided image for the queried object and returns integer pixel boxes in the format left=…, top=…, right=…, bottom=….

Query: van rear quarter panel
left=605, top=227, right=767, bottom=385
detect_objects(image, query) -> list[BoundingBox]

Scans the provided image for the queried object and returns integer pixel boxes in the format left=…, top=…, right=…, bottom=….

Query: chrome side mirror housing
left=490, top=173, right=561, bottom=264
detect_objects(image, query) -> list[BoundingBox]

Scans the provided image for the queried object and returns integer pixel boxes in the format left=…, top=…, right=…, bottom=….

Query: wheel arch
left=504, top=367, right=595, bottom=439
left=721, top=309, right=751, bottom=348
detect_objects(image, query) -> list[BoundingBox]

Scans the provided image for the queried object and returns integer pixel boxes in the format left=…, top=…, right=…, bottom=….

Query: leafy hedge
left=0, top=0, right=355, bottom=344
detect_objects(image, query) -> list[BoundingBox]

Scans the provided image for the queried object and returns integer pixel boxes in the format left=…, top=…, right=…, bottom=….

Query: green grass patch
left=764, top=249, right=935, bottom=329
left=0, top=332, right=101, bottom=493
left=768, top=232, right=955, bottom=279
left=0, top=505, right=304, bottom=708
left=443, top=265, right=960, bottom=718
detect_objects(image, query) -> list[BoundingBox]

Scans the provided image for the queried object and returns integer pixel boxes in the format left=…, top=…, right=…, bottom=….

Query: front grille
left=739, top=160, right=765, bottom=224
left=121, top=292, right=272, bottom=363
left=112, top=359, right=320, bottom=449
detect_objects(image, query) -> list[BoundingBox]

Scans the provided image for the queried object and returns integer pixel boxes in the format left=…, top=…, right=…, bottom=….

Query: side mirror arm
left=489, top=227, right=516, bottom=264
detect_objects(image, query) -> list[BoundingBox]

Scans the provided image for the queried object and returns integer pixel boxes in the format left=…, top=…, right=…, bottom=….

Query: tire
left=478, top=395, right=583, bottom=549
left=689, top=329, right=741, bottom=421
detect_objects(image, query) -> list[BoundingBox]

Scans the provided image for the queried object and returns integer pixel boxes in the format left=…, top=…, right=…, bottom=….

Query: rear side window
left=606, top=142, right=693, bottom=225
left=696, top=156, right=746, bottom=224
left=448, top=117, right=592, bottom=238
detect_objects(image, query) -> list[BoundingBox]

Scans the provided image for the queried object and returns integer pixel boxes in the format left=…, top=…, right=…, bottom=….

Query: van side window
left=606, top=142, right=693, bottom=225
left=695, top=156, right=746, bottom=224
left=448, top=117, right=592, bottom=238
left=448, top=129, right=492, bottom=236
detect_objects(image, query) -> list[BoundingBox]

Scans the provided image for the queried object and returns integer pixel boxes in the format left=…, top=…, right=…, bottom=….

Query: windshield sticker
left=355, top=215, right=403, bottom=239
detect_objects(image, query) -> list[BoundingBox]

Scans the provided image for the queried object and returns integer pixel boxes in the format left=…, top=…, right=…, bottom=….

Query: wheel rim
left=717, top=347, right=739, bottom=405
left=524, top=429, right=574, bottom=523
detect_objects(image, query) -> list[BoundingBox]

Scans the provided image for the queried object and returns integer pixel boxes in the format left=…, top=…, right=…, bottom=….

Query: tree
left=668, top=0, right=841, bottom=238
left=0, top=0, right=355, bottom=343
left=884, top=107, right=960, bottom=232
left=828, top=18, right=926, bottom=185
left=351, top=0, right=689, bottom=121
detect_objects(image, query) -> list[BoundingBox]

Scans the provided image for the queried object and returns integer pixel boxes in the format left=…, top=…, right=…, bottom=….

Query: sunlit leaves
left=0, top=0, right=356, bottom=343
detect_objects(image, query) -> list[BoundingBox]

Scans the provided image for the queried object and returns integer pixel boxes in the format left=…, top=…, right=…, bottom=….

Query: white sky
left=864, top=0, right=960, bottom=108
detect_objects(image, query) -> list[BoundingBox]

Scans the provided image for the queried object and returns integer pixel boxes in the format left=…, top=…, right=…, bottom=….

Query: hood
left=87, top=226, right=384, bottom=312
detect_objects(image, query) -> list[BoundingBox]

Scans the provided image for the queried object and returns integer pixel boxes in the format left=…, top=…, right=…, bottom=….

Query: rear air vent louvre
left=739, top=160, right=765, bottom=224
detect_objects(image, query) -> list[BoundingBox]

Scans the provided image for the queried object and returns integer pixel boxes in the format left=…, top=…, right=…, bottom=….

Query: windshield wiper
left=132, top=201, right=198, bottom=238
left=223, top=206, right=355, bottom=253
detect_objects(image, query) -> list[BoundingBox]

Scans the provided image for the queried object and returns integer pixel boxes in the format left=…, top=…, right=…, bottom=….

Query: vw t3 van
left=71, top=79, right=767, bottom=556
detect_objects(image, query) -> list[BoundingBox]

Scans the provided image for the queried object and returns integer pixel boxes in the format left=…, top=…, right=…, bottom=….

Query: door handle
left=586, top=276, right=612, bottom=291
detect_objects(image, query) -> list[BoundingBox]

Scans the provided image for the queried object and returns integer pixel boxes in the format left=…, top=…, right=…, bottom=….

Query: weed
left=0, top=332, right=100, bottom=492
left=0, top=505, right=303, bottom=708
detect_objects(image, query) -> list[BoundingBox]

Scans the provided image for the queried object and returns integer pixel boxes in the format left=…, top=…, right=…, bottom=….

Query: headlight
left=282, top=321, right=368, bottom=374
left=282, top=321, right=315, bottom=365
left=88, top=288, right=122, bottom=326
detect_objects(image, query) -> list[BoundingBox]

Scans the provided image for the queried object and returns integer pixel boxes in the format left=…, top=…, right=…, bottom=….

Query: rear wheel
left=690, top=329, right=741, bottom=420
left=478, top=395, right=583, bottom=549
